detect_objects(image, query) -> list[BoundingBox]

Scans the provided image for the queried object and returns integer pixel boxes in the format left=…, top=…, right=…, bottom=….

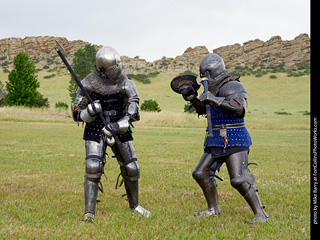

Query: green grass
left=0, top=70, right=310, bottom=239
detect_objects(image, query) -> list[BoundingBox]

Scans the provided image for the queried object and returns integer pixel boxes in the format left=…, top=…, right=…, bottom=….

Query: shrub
left=44, top=74, right=56, bottom=79
left=55, top=102, right=69, bottom=110
left=274, top=111, right=292, bottom=115
left=34, top=93, right=50, bottom=108
left=127, top=74, right=151, bottom=84
left=184, top=102, right=196, bottom=114
left=140, top=99, right=161, bottom=112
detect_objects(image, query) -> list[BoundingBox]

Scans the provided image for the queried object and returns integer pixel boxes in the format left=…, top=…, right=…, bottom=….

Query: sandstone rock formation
left=213, top=33, right=310, bottom=67
left=0, top=36, right=101, bottom=60
left=0, top=34, right=310, bottom=74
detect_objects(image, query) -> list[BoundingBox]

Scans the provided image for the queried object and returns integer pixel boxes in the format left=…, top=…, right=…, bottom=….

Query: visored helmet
left=199, top=53, right=226, bottom=79
left=95, top=46, right=122, bottom=80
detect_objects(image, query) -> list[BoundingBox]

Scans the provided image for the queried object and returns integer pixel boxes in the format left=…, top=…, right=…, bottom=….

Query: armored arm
left=122, top=79, right=140, bottom=122
left=72, top=82, right=102, bottom=123
left=199, top=81, right=247, bottom=118
left=188, top=98, right=207, bottom=115
left=103, top=79, right=140, bottom=137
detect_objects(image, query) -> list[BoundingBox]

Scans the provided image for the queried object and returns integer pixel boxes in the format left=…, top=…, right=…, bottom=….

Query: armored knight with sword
left=68, top=46, right=150, bottom=222
left=171, top=53, right=268, bottom=223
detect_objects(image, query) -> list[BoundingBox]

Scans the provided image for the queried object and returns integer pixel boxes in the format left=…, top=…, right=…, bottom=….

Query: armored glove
left=181, top=87, right=198, bottom=102
left=80, top=100, right=102, bottom=122
left=183, top=91, right=198, bottom=102
left=199, top=91, right=224, bottom=108
left=102, top=116, right=130, bottom=146
left=87, top=100, right=102, bottom=116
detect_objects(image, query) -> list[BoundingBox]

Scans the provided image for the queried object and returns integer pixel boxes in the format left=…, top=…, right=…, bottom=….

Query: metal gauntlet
left=80, top=101, right=102, bottom=122
left=117, top=115, right=130, bottom=134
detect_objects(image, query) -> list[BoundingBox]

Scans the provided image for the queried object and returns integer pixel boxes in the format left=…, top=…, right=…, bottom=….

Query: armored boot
left=226, top=151, right=268, bottom=223
left=192, top=153, right=221, bottom=217
left=210, top=181, right=221, bottom=215
left=193, top=180, right=221, bottom=218
left=242, top=185, right=268, bottom=223
left=83, top=178, right=99, bottom=223
left=125, top=179, right=151, bottom=217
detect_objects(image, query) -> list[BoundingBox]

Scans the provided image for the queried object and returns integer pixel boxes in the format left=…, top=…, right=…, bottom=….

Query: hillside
left=0, top=33, right=310, bottom=110
left=0, top=34, right=310, bottom=75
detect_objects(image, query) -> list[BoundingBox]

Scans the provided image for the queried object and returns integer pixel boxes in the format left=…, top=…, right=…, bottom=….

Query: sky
left=0, top=0, right=310, bottom=62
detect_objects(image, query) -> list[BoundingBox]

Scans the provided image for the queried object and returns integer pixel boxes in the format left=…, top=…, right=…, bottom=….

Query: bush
left=140, top=99, right=161, bottom=112
left=44, top=74, right=56, bottom=79
left=0, top=82, right=7, bottom=107
left=55, top=102, right=69, bottom=110
left=274, top=111, right=292, bottom=115
left=184, top=102, right=196, bottom=114
left=34, top=93, right=50, bottom=108
left=127, top=74, right=151, bottom=84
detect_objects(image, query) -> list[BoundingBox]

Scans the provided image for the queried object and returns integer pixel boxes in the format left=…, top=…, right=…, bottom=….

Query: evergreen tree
left=5, top=51, right=41, bottom=107
left=68, top=44, right=97, bottom=102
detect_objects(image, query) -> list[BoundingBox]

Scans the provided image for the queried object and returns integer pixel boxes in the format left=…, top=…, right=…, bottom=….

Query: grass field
left=0, top=69, right=310, bottom=239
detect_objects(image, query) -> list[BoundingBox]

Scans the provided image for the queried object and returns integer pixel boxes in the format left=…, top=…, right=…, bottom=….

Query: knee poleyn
left=85, top=156, right=104, bottom=181
left=123, top=160, right=140, bottom=181
left=192, top=169, right=205, bottom=181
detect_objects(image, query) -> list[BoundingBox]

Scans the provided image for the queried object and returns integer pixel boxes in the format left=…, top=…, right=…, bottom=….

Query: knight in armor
left=179, top=53, right=268, bottom=223
left=72, top=46, right=150, bottom=222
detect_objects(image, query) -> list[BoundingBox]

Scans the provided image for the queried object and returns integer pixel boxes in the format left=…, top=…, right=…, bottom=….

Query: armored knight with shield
left=72, top=46, right=150, bottom=222
left=171, top=53, right=268, bottom=223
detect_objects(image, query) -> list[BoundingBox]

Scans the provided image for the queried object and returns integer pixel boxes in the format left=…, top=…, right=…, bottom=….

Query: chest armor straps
left=83, top=92, right=133, bottom=143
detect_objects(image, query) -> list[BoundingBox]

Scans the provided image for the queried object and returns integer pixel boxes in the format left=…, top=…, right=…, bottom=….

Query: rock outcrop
left=213, top=34, right=310, bottom=67
left=0, top=34, right=310, bottom=74
left=0, top=36, right=101, bottom=60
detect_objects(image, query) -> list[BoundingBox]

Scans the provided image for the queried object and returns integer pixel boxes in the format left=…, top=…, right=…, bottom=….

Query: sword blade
left=54, top=40, right=111, bottom=130
left=54, top=40, right=67, bottom=56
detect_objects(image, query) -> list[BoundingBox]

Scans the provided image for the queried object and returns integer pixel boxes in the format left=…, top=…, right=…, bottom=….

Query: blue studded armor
left=179, top=53, right=268, bottom=223
left=204, top=104, right=252, bottom=148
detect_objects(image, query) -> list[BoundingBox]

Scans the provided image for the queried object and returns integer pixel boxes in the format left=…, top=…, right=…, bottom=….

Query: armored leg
left=112, top=141, right=150, bottom=217
left=83, top=139, right=106, bottom=222
left=226, top=151, right=268, bottom=223
left=192, top=153, right=221, bottom=216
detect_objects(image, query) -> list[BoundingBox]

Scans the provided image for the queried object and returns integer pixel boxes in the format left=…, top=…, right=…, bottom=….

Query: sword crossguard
left=196, top=77, right=208, bottom=86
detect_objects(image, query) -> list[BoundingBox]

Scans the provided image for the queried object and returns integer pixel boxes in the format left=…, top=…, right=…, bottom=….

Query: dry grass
left=0, top=70, right=311, bottom=239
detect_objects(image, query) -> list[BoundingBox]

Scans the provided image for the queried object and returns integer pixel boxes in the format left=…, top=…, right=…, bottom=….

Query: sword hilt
left=202, top=80, right=213, bottom=138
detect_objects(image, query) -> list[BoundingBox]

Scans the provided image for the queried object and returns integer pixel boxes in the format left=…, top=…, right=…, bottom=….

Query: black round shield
left=170, top=74, right=200, bottom=95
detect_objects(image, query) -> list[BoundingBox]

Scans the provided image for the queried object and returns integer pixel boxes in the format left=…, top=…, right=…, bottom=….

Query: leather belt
left=212, top=123, right=245, bottom=130
left=103, top=110, right=122, bottom=116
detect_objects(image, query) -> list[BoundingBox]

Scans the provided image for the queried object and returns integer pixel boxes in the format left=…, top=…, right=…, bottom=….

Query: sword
left=196, top=76, right=213, bottom=138
left=54, top=40, right=114, bottom=137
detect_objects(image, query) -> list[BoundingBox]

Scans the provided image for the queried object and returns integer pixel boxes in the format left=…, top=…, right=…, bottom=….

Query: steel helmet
left=95, top=46, right=122, bottom=80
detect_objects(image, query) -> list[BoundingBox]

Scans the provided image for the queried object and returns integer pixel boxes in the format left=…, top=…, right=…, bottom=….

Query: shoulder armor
left=74, top=78, right=91, bottom=108
left=121, top=78, right=139, bottom=103
left=219, top=80, right=247, bottom=99
left=78, top=75, right=93, bottom=96
left=121, top=78, right=140, bottom=121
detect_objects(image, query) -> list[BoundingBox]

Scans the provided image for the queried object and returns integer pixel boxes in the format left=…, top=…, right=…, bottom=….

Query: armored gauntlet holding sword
left=56, top=43, right=150, bottom=222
